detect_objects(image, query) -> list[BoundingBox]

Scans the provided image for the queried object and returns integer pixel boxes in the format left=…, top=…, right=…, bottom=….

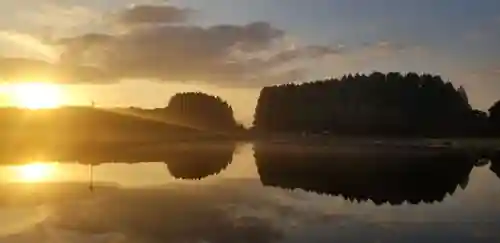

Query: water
left=0, top=142, right=499, bottom=243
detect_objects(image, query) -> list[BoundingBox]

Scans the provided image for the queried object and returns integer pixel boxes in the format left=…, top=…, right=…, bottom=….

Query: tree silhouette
left=489, top=100, right=500, bottom=135
left=167, top=92, right=239, bottom=132
left=254, top=72, right=485, bottom=137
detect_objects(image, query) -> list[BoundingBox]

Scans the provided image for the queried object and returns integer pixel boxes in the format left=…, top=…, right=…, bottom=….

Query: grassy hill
left=0, top=107, right=227, bottom=145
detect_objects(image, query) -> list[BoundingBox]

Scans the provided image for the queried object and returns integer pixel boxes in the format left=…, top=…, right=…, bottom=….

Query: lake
left=0, top=142, right=499, bottom=243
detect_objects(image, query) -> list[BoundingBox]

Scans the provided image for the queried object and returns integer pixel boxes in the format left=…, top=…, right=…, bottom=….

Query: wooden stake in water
left=89, top=164, right=94, bottom=192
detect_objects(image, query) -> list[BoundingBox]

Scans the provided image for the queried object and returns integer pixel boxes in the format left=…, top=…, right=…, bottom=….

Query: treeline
left=254, top=72, right=500, bottom=137
left=3, top=73, right=500, bottom=139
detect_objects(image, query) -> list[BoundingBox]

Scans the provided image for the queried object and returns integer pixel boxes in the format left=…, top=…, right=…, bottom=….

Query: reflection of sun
left=12, top=82, right=62, bottom=109
left=15, top=163, right=56, bottom=183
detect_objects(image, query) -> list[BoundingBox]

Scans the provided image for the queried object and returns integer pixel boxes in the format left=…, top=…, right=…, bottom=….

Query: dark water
left=0, top=142, right=499, bottom=243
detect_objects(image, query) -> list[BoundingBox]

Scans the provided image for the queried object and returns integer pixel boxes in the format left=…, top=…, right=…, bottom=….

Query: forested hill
left=254, top=72, right=499, bottom=137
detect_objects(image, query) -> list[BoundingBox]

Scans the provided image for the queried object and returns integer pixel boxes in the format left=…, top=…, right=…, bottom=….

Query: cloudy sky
left=0, top=0, right=499, bottom=124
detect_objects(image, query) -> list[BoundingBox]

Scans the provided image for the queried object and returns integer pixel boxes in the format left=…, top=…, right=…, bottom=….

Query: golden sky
left=0, top=0, right=500, bottom=124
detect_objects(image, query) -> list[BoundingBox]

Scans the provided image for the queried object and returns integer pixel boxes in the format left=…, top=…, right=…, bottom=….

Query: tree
left=167, top=92, right=239, bottom=132
left=458, top=86, right=469, bottom=106
left=489, top=100, right=500, bottom=135
left=253, top=72, right=481, bottom=137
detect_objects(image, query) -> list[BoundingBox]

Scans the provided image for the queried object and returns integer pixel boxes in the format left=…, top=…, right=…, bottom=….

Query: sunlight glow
left=12, top=83, right=62, bottom=109
left=15, top=163, right=56, bottom=183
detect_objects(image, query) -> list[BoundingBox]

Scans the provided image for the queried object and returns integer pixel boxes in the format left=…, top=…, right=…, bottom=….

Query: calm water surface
left=0, top=142, right=499, bottom=243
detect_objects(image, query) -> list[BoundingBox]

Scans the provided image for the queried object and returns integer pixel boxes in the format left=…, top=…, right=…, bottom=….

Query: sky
left=0, top=0, right=499, bottom=124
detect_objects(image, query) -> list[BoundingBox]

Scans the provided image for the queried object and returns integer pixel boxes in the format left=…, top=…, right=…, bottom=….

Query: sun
left=12, top=82, right=62, bottom=109
left=15, top=163, right=56, bottom=183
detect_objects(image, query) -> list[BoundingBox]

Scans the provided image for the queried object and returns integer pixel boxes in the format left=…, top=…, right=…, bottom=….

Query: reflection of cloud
left=288, top=221, right=500, bottom=243
left=0, top=225, right=126, bottom=243
left=0, top=183, right=284, bottom=243
left=1, top=177, right=500, bottom=243
left=0, top=206, right=50, bottom=237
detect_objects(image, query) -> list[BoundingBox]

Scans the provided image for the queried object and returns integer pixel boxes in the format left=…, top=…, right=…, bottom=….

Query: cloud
left=112, top=4, right=192, bottom=26
left=56, top=33, right=114, bottom=47
left=360, top=41, right=407, bottom=57
left=264, top=45, right=342, bottom=66
left=17, top=3, right=101, bottom=36
left=52, top=18, right=338, bottom=86
left=0, top=4, right=342, bottom=86
left=0, top=57, right=111, bottom=83
left=0, top=32, right=413, bottom=86
left=0, top=31, right=58, bottom=61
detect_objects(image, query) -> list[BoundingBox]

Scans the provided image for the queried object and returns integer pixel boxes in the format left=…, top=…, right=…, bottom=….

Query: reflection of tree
left=254, top=144, right=475, bottom=205
left=490, top=151, right=500, bottom=179
left=489, top=101, right=500, bottom=136
left=166, top=144, right=236, bottom=180
left=0, top=142, right=236, bottom=180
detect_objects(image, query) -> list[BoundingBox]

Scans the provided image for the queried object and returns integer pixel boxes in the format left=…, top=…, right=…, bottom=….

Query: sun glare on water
left=15, top=163, right=56, bottom=183
left=12, top=82, right=62, bottom=109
